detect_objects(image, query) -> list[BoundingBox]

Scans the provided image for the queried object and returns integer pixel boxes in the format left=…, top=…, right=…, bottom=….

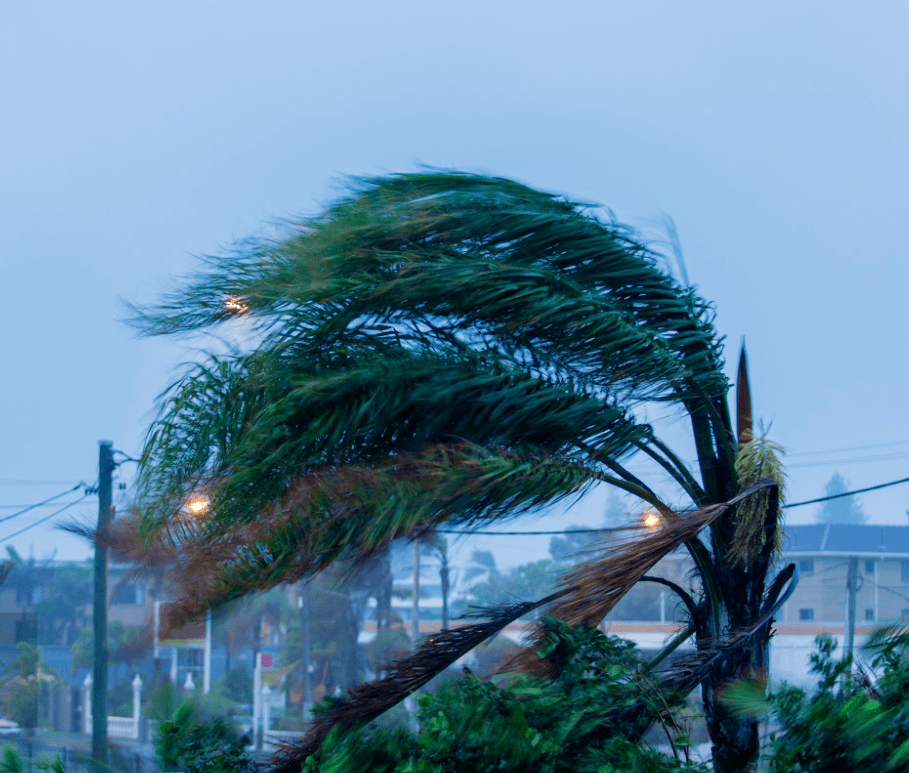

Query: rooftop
left=782, top=524, right=909, bottom=556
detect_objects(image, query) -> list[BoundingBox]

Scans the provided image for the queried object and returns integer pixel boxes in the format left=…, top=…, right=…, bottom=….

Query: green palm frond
left=728, top=429, right=785, bottom=565
left=138, top=337, right=652, bottom=530
left=132, top=443, right=646, bottom=623
left=129, top=171, right=733, bottom=620
left=132, top=173, right=725, bottom=402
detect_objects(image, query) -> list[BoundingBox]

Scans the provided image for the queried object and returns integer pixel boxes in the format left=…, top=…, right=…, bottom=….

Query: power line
left=788, top=451, right=909, bottom=469
left=875, top=584, right=909, bottom=605
left=787, top=439, right=909, bottom=457
left=439, top=475, right=909, bottom=537
left=0, top=484, right=86, bottom=526
left=0, top=494, right=92, bottom=544
left=0, top=479, right=83, bottom=486
left=785, top=476, right=909, bottom=508
left=0, top=500, right=87, bottom=510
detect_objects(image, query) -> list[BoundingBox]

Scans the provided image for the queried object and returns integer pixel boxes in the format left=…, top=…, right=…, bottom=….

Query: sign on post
left=154, top=601, right=211, bottom=694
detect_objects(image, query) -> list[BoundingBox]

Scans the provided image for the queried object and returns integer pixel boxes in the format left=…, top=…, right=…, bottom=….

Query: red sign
left=260, top=653, right=273, bottom=668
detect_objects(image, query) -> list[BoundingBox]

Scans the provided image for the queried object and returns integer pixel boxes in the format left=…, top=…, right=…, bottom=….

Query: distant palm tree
left=424, top=534, right=451, bottom=631
left=130, top=173, right=789, bottom=773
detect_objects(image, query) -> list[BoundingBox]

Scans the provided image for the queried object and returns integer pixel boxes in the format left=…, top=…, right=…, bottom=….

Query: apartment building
left=778, top=524, right=909, bottom=624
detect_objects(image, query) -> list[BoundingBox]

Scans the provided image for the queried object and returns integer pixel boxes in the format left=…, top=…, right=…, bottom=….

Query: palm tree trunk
left=440, top=558, right=450, bottom=632
left=700, top=490, right=778, bottom=772
left=699, top=630, right=765, bottom=773
left=341, top=593, right=359, bottom=688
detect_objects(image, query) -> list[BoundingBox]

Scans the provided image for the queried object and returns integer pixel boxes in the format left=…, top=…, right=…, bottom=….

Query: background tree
left=211, top=588, right=291, bottom=676
left=420, top=534, right=452, bottom=631
left=128, top=173, right=790, bottom=773
left=3, top=550, right=92, bottom=646
left=468, top=560, right=556, bottom=617
left=549, top=527, right=602, bottom=567
left=0, top=643, right=60, bottom=735
left=462, top=550, right=500, bottom=589
left=816, top=472, right=867, bottom=524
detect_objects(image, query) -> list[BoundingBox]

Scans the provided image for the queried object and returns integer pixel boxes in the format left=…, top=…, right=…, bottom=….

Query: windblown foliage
left=298, top=619, right=711, bottom=773
left=722, top=627, right=909, bottom=772
left=129, top=173, right=728, bottom=620
left=130, top=172, right=790, bottom=772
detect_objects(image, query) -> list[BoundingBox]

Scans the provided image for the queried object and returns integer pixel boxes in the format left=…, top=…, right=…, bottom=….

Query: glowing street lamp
left=642, top=510, right=662, bottom=530
left=168, top=492, right=213, bottom=695
left=225, top=295, right=249, bottom=313
left=185, top=495, right=210, bottom=517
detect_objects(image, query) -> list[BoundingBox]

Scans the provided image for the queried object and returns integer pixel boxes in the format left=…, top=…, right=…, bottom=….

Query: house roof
left=782, top=524, right=909, bottom=556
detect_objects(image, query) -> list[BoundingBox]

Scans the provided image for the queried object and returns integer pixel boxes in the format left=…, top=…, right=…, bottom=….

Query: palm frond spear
left=129, top=173, right=791, bottom=773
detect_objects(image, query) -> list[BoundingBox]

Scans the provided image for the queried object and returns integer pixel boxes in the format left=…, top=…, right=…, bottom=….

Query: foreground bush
left=766, top=628, right=909, bottom=772
left=302, top=621, right=708, bottom=773
left=156, top=700, right=255, bottom=773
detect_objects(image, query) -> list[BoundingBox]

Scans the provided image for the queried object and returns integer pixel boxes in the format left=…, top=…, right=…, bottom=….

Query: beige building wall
left=781, top=555, right=909, bottom=624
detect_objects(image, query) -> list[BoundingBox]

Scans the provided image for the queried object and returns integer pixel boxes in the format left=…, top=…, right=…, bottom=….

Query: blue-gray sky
left=3, top=2, right=909, bottom=566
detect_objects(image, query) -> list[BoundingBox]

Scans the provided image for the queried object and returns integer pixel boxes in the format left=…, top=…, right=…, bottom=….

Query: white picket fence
left=86, top=714, right=140, bottom=740
left=82, top=673, right=144, bottom=740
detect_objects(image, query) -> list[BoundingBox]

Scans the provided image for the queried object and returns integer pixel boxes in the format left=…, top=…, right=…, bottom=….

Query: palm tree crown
left=130, top=172, right=788, bottom=773
left=132, top=173, right=732, bottom=607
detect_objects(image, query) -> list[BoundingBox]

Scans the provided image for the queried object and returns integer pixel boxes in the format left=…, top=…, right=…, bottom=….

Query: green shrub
left=303, top=619, right=708, bottom=772
left=155, top=700, right=254, bottom=773
left=767, top=629, right=909, bottom=773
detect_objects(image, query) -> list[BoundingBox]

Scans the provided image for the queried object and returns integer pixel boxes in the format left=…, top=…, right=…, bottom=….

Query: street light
left=161, top=493, right=213, bottom=694
left=225, top=295, right=249, bottom=313
left=184, top=495, right=210, bottom=517
left=642, top=510, right=662, bottom=530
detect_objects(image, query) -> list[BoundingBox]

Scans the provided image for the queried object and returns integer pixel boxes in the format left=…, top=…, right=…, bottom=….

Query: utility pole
left=92, top=441, right=115, bottom=763
left=844, top=555, right=858, bottom=665
left=299, top=581, right=312, bottom=718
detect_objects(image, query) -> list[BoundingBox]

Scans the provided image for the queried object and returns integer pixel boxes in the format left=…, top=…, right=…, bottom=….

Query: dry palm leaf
left=268, top=480, right=775, bottom=772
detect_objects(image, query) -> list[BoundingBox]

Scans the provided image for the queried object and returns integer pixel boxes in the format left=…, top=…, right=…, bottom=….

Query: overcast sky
left=3, top=2, right=909, bottom=568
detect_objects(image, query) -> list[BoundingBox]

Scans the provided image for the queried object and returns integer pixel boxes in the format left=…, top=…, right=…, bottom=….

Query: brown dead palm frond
left=736, top=344, right=753, bottom=445
left=268, top=598, right=556, bottom=773
left=77, top=442, right=622, bottom=628
left=660, top=567, right=797, bottom=699
left=500, top=480, right=777, bottom=678
left=266, top=481, right=777, bottom=772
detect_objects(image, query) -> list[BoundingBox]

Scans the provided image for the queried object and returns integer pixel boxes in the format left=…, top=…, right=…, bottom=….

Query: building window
left=902, top=562, right=909, bottom=582
left=799, top=608, right=814, bottom=621
left=865, top=608, right=875, bottom=622
left=15, top=617, right=37, bottom=644
left=799, top=560, right=814, bottom=574
left=115, top=583, right=145, bottom=605
left=15, top=582, right=41, bottom=608
left=865, top=560, right=875, bottom=574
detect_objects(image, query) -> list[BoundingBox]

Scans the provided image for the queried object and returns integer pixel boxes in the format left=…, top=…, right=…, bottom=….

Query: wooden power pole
left=92, top=441, right=115, bottom=763
left=844, top=555, right=858, bottom=663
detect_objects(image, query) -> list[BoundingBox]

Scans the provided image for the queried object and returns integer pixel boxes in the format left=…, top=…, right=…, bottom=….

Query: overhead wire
left=438, top=475, right=909, bottom=536
left=0, top=501, right=87, bottom=510
left=0, top=478, right=83, bottom=486
left=786, top=439, right=909, bottom=457
left=0, top=494, right=92, bottom=544
left=0, top=483, right=86, bottom=526
left=788, top=452, right=909, bottom=468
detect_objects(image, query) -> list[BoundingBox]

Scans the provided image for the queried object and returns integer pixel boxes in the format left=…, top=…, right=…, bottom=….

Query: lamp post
left=153, top=493, right=213, bottom=696
left=183, top=493, right=212, bottom=694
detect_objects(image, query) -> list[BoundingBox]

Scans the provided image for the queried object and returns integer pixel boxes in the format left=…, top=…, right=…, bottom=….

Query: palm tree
left=129, top=172, right=791, bottom=773
left=419, top=534, right=451, bottom=631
